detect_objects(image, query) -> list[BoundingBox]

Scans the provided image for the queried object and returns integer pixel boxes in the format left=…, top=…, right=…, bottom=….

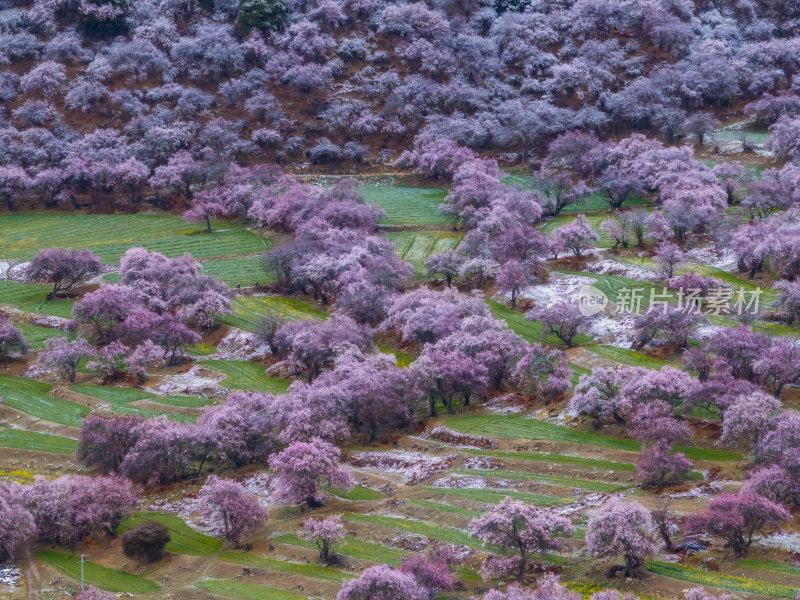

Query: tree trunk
left=624, top=555, right=642, bottom=578
left=516, top=556, right=527, bottom=583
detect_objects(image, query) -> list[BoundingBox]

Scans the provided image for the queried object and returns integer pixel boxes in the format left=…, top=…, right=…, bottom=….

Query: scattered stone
left=212, top=329, right=271, bottom=361
left=378, top=483, right=396, bottom=497
left=462, top=456, right=500, bottom=470
left=0, top=565, right=22, bottom=586
left=424, top=426, right=498, bottom=449
left=350, top=451, right=456, bottom=485
left=432, top=475, right=489, bottom=489
left=391, top=535, right=430, bottom=552
left=678, top=540, right=707, bottom=553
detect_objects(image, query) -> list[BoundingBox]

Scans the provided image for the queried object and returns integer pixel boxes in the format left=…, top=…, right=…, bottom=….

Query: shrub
left=236, top=0, right=287, bottom=32
left=0, top=315, right=28, bottom=360
left=308, top=138, right=342, bottom=164
left=122, top=521, right=171, bottom=563
left=80, top=0, right=131, bottom=35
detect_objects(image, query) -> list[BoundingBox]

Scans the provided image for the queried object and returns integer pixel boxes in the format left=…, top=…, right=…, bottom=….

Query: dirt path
left=565, top=347, right=619, bottom=370
left=24, top=547, right=40, bottom=600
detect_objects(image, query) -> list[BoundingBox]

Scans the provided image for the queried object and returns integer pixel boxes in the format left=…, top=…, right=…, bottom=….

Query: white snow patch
left=149, top=473, right=277, bottom=534
left=585, top=313, right=637, bottom=346
left=0, top=261, right=12, bottom=280
left=350, top=450, right=456, bottom=485
left=148, top=496, right=212, bottom=533
left=151, top=365, right=227, bottom=397
left=4, top=262, right=30, bottom=282
left=423, top=426, right=498, bottom=449
left=484, top=393, right=525, bottom=414
left=585, top=256, right=659, bottom=283
left=552, top=492, right=606, bottom=516
left=239, top=472, right=276, bottom=507
left=693, top=325, right=727, bottom=340
left=762, top=531, right=800, bottom=552
left=31, top=314, right=69, bottom=329
left=518, top=272, right=597, bottom=305
left=463, top=456, right=500, bottom=470
left=0, top=564, right=22, bottom=586
left=530, top=408, right=575, bottom=426
left=668, top=481, right=724, bottom=499
left=431, top=475, right=524, bottom=490
left=265, top=359, right=288, bottom=375
left=212, top=329, right=271, bottom=361
left=22, top=364, right=51, bottom=379
left=432, top=475, right=490, bottom=489
left=686, top=246, right=737, bottom=271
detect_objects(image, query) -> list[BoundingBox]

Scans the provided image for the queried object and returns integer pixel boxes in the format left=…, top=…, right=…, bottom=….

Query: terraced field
left=219, top=296, right=327, bottom=332
left=195, top=579, right=309, bottom=600
left=0, top=375, right=89, bottom=427
left=421, top=486, right=572, bottom=506
left=386, top=231, right=462, bottom=276
left=118, top=512, right=221, bottom=556
left=203, top=359, right=291, bottom=393
left=272, top=534, right=409, bottom=566
left=462, top=448, right=637, bottom=471
left=37, top=551, right=161, bottom=594
left=614, top=255, right=782, bottom=306
left=445, top=413, right=740, bottom=461
left=70, top=385, right=199, bottom=422
left=0, top=280, right=50, bottom=304
left=409, top=498, right=482, bottom=517
left=487, top=299, right=594, bottom=346
left=502, top=174, right=652, bottom=212
left=454, top=468, right=627, bottom=492
left=585, top=344, right=671, bottom=369
left=219, top=552, right=354, bottom=583
left=199, top=255, right=275, bottom=287
left=0, top=427, right=77, bottom=453
left=342, top=513, right=487, bottom=550
left=646, top=560, right=798, bottom=598
left=0, top=214, right=267, bottom=263
left=17, top=298, right=75, bottom=318
left=4, top=179, right=797, bottom=600
left=539, top=213, right=651, bottom=248
left=359, top=186, right=453, bottom=226
left=324, top=483, right=383, bottom=501
left=16, top=322, right=71, bottom=349
left=708, top=314, right=800, bottom=338
left=736, top=559, right=800, bottom=580
left=558, top=270, right=680, bottom=307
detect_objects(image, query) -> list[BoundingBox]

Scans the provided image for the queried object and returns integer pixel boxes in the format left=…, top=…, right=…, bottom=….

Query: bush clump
left=122, top=521, right=171, bottom=563
left=236, top=0, right=287, bottom=32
